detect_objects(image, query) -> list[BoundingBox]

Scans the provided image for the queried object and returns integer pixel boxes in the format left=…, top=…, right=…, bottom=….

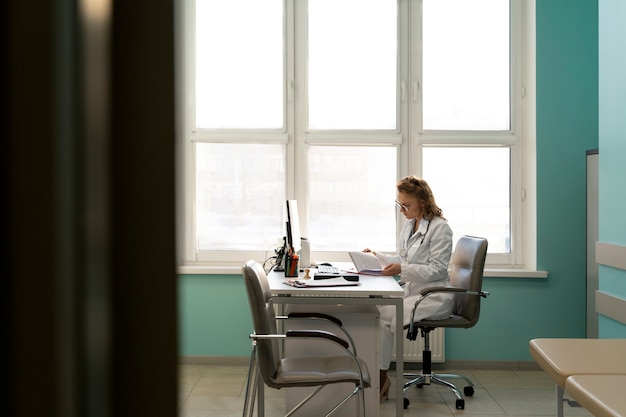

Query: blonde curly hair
left=396, top=176, right=445, bottom=221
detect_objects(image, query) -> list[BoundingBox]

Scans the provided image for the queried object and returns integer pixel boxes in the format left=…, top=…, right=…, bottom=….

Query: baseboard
left=179, top=355, right=541, bottom=371
left=393, top=360, right=541, bottom=371
left=453, top=360, right=541, bottom=371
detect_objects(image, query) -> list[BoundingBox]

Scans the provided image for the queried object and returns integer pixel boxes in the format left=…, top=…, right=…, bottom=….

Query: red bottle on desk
left=285, top=253, right=299, bottom=277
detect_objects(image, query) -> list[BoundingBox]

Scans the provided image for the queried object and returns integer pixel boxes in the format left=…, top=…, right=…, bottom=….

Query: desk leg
left=395, top=300, right=404, bottom=416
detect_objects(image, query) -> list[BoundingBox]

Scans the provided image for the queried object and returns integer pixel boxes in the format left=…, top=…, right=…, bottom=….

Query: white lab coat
left=376, top=216, right=454, bottom=369
left=377, top=216, right=454, bottom=329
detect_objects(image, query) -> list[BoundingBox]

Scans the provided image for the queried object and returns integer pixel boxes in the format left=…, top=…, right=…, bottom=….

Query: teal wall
left=179, top=274, right=252, bottom=356
left=598, top=0, right=626, bottom=337
left=178, top=0, right=602, bottom=361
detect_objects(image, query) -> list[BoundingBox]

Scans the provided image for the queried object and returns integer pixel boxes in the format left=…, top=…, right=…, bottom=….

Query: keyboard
left=317, top=264, right=340, bottom=274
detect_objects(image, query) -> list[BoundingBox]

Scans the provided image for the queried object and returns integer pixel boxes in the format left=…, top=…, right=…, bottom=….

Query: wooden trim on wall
left=595, top=242, right=626, bottom=325
left=596, top=242, right=626, bottom=271
left=596, top=291, right=626, bottom=326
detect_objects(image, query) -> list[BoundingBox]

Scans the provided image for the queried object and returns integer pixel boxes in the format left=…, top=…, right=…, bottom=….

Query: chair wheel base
left=464, top=386, right=474, bottom=396
left=405, top=390, right=468, bottom=410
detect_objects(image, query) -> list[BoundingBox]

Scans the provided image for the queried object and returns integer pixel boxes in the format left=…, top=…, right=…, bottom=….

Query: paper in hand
left=349, top=251, right=385, bottom=275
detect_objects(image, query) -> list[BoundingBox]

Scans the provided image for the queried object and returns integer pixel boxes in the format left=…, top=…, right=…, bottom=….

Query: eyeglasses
left=395, top=200, right=410, bottom=211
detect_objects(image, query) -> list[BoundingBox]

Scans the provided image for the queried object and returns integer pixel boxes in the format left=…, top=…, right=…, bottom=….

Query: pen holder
left=284, top=254, right=299, bottom=277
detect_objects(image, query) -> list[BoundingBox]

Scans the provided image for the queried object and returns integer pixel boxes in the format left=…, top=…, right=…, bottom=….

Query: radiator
left=392, top=327, right=445, bottom=363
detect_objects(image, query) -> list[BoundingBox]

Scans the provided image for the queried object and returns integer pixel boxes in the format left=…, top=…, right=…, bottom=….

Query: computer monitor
left=286, top=200, right=301, bottom=253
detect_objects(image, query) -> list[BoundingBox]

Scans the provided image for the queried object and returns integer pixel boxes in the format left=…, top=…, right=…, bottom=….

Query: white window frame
left=176, top=0, right=538, bottom=274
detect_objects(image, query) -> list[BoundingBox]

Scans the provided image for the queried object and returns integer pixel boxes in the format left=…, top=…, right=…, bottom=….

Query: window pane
left=308, top=0, right=397, bottom=130
left=422, top=0, right=510, bottom=130
left=308, top=146, right=397, bottom=251
left=195, top=0, right=283, bottom=129
left=422, top=147, right=510, bottom=253
left=196, top=143, right=285, bottom=250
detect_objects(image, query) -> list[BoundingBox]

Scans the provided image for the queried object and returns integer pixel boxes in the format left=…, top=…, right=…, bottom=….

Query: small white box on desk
left=299, top=237, right=310, bottom=267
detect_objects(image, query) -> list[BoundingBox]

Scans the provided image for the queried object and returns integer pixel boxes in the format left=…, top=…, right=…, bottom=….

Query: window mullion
left=398, top=0, right=411, bottom=178
left=292, top=0, right=308, bottom=235
left=406, top=0, right=421, bottom=178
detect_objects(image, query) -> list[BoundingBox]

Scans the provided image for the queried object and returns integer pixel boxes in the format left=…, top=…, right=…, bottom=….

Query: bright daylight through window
left=182, top=0, right=525, bottom=268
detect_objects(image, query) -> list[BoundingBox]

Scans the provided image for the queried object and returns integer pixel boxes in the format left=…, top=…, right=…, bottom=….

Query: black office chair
left=403, top=235, right=489, bottom=410
left=241, top=260, right=371, bottom=417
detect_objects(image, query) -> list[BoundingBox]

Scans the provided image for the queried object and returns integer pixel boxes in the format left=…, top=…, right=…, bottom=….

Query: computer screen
left=286, top=200, right=302, bottom=253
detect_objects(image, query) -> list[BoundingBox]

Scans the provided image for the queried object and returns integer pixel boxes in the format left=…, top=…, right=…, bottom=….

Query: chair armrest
left=408, top=286, right=490, bottom=334
left=250, top=334, right=287, bottom=340
left=253, top=330, right=367, bottom=388
left=285, top=330, right=369, bottom=389
left=419, top=286, right=465, bottom=296
left=281, top=312, right=359, bottom=356
left=250, top=331, right=348, bottom=349
left=285, top=329, right=349, bottom=349
left=286, top=312, right=343, bottom=327
left=419, top=286, right=490, bottom=298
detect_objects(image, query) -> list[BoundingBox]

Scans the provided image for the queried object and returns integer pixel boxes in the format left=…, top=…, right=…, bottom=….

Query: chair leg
left=403, top=331, right=477, bottom=410
left=357, top=385, right=366, bottom=417
left=242, top=345, right=259, bottom=417
left=285, top=386, right=326, bottom=417
left=402, top=373, right=425, bottom=392
left=402, top=370, right=475, bottom=410
left=433, top=372, right=475, bottom=395
left=430, top=375, right=467, bottom=410
left=434, top=372, right=473, bottom=385
left=285, top=384, right=364, bottom=417
left=323, top=386, right=363, bottom=417
left=431, top=376, right=464, bottom=400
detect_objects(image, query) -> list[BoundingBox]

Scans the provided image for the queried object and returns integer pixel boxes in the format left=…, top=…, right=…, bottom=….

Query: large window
left=179, top=0, right=531, bottom=268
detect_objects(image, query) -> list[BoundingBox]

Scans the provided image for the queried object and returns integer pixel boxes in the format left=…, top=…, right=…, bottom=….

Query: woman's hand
left=363, top=248, right=375, bottom=255
left=382, top=263, right=401, bottom=276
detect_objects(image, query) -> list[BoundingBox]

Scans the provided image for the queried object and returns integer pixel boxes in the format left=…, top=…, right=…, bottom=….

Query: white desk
left=266, top=266, right=405, bottom=417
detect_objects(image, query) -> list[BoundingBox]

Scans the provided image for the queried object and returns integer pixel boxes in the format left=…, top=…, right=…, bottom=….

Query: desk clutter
left=283, top=252, right=299, bottom=277
left=282, top=263, right=360, bottom=285
left=284, top=277, right=360, bottom=288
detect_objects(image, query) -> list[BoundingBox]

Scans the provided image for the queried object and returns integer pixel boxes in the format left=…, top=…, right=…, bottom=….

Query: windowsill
left=483, top=268, right=548, bottom=278
left=177, top=264, right=548, bottom=278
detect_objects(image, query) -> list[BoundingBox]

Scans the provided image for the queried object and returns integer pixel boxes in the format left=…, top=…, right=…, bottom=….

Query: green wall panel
left=179, top=274, right=252, bottom=356
left=598, top=0, right=626, bottom=336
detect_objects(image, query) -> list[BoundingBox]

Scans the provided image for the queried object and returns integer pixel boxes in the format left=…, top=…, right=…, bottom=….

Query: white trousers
left=378, top=293, right=454, bottom=370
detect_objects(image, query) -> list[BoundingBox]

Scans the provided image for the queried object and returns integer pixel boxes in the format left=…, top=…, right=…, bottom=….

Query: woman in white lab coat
left=364, top=176, right=454, bottom=400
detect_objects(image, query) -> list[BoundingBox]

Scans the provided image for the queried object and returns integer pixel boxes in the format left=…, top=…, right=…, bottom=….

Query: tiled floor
left=179, top=364, right=592, bottom=417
